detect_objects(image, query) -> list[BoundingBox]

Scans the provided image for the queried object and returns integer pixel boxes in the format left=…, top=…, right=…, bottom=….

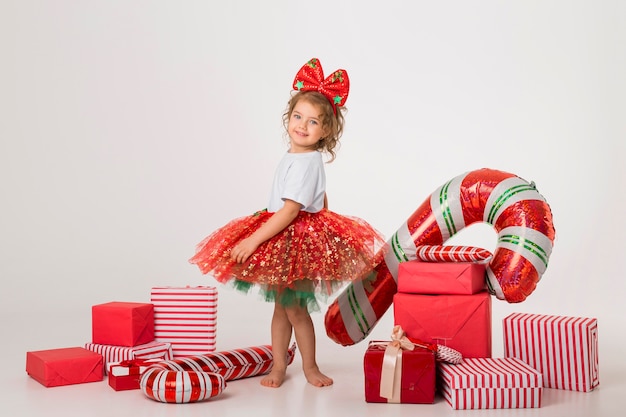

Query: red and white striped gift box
left=84, top=341, right=173, bottom=374
left=150, top=286, right=218, bottom=357
left=438, top=357, right=543, bottom=410
left=503, top=313, right=599, bottom=392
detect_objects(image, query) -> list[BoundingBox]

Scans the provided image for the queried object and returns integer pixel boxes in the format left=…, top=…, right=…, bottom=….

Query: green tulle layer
left=230, top=279, right=348, bottom=313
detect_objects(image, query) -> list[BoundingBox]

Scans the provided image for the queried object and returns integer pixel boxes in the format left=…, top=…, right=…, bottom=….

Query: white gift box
left=150, top=286, right=218, bottom=357
left=503, top=313, right=599, bottom=392
left=438, top=357, right=543, bottom=410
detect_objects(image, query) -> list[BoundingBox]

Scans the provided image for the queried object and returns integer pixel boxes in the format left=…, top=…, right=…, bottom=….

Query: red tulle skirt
left=189, top=209, right=386, bottom=310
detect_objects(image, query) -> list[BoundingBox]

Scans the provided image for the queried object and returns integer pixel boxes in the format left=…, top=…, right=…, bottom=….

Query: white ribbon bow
left=379, top=325, right=414, bottom=402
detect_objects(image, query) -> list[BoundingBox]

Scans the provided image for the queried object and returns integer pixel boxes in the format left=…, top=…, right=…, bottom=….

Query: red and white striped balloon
left=141, top=368, right=225, bottom=403
left=325, top=168, right=556, bottom=346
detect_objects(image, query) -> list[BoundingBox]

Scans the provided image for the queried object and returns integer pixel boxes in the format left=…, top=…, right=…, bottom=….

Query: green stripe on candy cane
left=499, top=234, right=550, bottom=268
left=346, top=283, right=371, bottom=337
left=391, top=231, right=409, bottom=263
left=487, top=183, right=537, bottom=224
left=439, top=179, right=458, bottom=237
left=485, top=273, right=496, bottom=295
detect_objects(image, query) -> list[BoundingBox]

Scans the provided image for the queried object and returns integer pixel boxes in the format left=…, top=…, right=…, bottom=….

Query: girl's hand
left=230, top=238, right=260, bottom=263
left=231, top=199, right=301, bottom=264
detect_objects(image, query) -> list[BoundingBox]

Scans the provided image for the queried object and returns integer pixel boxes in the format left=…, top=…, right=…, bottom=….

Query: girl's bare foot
left=304, top=366, right=333, bottom=387
left=260, top=368, right=287, bottom=388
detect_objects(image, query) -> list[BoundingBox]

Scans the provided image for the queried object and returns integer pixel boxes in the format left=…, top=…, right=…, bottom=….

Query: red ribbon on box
left=111, top=359, right=154, bottom=376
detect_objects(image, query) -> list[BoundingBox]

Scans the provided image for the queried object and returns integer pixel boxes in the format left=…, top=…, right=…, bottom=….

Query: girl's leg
left=285, top=304, right=333, bottom=387
left=261, top=302, right=292, bottom=388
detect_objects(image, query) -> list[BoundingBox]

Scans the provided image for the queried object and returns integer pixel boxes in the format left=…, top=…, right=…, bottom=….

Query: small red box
left=109, top=372, right=142, bottom=391
left=26, top=347, right=103, bottom=387
left=364, top=340, right=436, bottom=403
left=393, top=291, right=492, bottom=358
left=397, top=261, right=486, bottom=295
left=108, top=359, right=161, bottom=391
left=92, top=302, right=154, bottom=347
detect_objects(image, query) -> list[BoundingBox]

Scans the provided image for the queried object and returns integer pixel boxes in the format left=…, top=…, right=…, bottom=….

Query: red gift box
left=92, top=302, right=154, bottom=347
left=108, top=359, right=161, bottom=391
left=364, top=339, right=436, bottom=403
left=397, top=261, right=486, bottom=295
left=26, top=347, right=103, bottom=387
left=438, top=357, right=543, bottom=409
left=503, top=313, right=599, bottom=392
left=393, top=291, right=492, bottom=358
left=109, top=372, right=141, bottom=391
left=150, top=286, right=217, bottom=357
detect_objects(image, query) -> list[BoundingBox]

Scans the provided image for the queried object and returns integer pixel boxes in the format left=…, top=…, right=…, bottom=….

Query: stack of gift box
left=363, top=246, right=600, bottom=409
left=25, top=256, right=600, bottom=408
left=26, top=286, right=218, bottom=391
left=25, top=284, right=300, bottom=404
left=86, top=300, right=172, bottom=391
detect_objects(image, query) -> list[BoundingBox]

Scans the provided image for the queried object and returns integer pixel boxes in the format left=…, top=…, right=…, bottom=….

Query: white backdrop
left=1, top=0, right=624, bottom=395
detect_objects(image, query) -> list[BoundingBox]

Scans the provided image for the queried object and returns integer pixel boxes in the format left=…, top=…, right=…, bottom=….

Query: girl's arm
left=230, top=199, right=301, bottom=263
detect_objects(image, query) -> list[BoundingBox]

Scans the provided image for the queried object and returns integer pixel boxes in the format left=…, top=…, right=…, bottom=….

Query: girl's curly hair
left=282, top=91, right=346, bottom=163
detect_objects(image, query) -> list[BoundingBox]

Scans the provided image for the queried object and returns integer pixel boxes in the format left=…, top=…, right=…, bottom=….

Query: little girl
left=189, top=58, right=386, bottom=388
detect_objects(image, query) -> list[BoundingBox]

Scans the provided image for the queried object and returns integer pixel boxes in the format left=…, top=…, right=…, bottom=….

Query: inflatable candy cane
left=325, top=168, right=556, bottom=346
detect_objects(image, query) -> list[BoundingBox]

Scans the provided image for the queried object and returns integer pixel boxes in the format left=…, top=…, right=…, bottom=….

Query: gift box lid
left=397, top=261, right=487, bottom=295
left=439, top=357, right=542, bottom=389
left=503, top=312, right=597, bottom=327
left=28, top=347, right=101, bottom=361
left=366, top=340, right=437, bottom=355
left=93, top=301, right=154, bottom=309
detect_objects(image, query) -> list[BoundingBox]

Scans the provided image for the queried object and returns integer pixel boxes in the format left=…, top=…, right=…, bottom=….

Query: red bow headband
left=292, top=58, right=350, bottom=114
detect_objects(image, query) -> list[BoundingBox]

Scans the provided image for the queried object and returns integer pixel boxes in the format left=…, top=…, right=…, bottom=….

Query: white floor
left=2, top=307, right=624, bottom=417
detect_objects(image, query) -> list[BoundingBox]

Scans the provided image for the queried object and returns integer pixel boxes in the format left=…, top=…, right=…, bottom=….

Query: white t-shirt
left=267, top=151, right=326, bottom=213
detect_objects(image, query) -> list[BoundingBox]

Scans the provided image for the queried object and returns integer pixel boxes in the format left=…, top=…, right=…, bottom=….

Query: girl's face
left=287, top=99, right=327, bottom=153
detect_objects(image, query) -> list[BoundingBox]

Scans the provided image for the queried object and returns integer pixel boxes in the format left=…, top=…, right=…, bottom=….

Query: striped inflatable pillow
left=415, top=245, right=493, bottom=263
left=141, top=343, right=297, bottom=403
